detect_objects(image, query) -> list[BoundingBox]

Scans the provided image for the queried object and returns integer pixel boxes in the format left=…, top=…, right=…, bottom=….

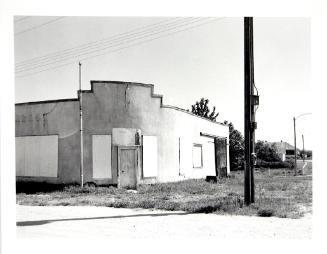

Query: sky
left=14, top=16, right=312, bottom=149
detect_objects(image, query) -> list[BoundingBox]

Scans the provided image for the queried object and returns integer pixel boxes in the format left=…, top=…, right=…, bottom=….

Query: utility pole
left=79, top=62, right=84, bottom=188
left=293, top=117, right=297, bottom=176
left=244, top=17, right=251, bottom=205
left=293, top=113, right=311, bottom=176
left=244, top=17, right=258, bottom=205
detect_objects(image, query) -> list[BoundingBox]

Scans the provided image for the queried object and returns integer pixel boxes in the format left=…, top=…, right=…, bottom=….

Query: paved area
left=16, top=205, right=312, bottom=239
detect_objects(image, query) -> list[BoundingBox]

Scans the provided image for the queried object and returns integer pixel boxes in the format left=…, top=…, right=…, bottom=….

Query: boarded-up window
left=92, top=135, right=112, bottom=179
left=16, top=135, right=58, bottom=177
left=179, top=137, right=192, bottom=175
left=192, top=144, right=203, bottom=168
left=143, top=136, right=158, bottom=178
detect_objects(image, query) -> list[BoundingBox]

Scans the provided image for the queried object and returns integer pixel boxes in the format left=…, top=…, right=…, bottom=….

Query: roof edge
left=15, top=98, right=79, bottom=106
left=16, top=80, right=228, bottom=127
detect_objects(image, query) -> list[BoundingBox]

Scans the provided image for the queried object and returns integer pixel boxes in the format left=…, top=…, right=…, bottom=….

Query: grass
left=16, top=169, right=312, bottom=219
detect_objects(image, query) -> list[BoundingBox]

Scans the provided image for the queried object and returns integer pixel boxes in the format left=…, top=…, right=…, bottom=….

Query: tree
left=255, top=140, right=281, bottom=162
left=191, top=98, right=219, bottom=121
left=191, top=98, right=244, bottom=171
left=227, top=122, right=245, bottom=171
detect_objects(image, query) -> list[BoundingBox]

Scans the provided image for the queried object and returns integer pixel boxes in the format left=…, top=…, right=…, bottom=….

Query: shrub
left=137, top=199, right=156, bottom=209
left=228, top=123, right=245, bottom=171
left=155, top=201, right=180, bottom=211
left=255, top=141, right=281, bottom=162
left=257, top=208, right=275, bottom=217
left=180, top=195, right=243, bottom=214
left=112, top=201, right=128, bottom=208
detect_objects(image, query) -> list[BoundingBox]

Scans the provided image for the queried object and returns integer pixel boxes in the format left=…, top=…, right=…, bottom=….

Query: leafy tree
left=191, top=98, right=219, bottom=121
left=227, top=122, right=245, bottom=171
left=255, top=140, right=281, bottom=162
left=191, top=97, right=244, bottom=171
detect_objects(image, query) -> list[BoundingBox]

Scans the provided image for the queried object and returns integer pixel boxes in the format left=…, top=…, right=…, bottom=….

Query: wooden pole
left=244, top=17, right=252, bottom=205
left=249, top=17, right=255, bottom=203
left=79, top=62, right=84, bottom=187
left=293, top=117, right=297, bottom=176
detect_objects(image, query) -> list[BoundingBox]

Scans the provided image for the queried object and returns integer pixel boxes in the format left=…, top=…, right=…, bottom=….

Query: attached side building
left=15, top=81, right=230, bottom=188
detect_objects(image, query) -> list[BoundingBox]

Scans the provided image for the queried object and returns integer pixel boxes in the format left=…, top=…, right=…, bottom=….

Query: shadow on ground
left=17, top=212, right=190, bottom=227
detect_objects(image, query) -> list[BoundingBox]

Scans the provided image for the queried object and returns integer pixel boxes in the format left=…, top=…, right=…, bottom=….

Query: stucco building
left=15, top=81, right=230, bottom=188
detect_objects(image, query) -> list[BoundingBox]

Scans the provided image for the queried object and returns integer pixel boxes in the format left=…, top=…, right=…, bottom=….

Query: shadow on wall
left=16, top=181, right=115, bottom=194
left=16, top=182, right=67, bottom=194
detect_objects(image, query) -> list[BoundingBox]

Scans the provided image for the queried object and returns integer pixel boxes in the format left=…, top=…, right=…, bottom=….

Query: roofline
left=15, top=98, right=78, bottom=106
left=16, top=80, right=228, bottom=127
left=91, top=80, right=154, bottom=88
left=90, top=81, right=227, bottom=126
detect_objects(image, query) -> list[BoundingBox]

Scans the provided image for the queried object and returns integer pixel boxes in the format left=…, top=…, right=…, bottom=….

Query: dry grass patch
left=16, top=169, right=312, bottom=218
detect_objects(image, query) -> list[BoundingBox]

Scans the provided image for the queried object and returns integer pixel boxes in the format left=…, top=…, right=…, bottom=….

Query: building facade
left=15, top=81, right=230, bottom=188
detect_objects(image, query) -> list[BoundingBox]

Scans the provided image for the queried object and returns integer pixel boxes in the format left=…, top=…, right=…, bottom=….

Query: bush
left=228, top=123, right=245, bottom=171
left=180, top=195, right=243, bottom=213
left=257, top=208, right=275, bottom=217
left=255, top=141, right=281, bottom=162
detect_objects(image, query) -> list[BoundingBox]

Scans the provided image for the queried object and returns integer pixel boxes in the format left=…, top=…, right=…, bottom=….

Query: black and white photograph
left=1, top=0, right=326, bottom=253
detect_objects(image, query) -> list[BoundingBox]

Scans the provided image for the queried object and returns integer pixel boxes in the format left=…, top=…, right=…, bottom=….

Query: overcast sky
left=14, top=16, right=312, bottom=149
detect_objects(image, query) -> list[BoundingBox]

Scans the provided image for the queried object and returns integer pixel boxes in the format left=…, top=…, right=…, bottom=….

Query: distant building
left=266, top=141, right=300, bottom=161
left=15, top=81, right=230, bottom=188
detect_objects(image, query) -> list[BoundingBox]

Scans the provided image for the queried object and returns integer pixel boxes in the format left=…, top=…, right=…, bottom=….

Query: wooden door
left=118, top=147, right=138, bottom=189
left=215, top=138, right=227, bottom=177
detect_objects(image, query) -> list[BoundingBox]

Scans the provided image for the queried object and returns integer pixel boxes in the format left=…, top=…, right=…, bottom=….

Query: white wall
left=179, top=136, right=216, bottom=179
left=142, top=136, right=158, bottom=177
left=16, top=135, right=58, bottom=177
left=92, top=135, right=112, bottom=179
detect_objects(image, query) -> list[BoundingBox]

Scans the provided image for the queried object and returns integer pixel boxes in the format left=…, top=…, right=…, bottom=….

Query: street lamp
left=293, top=113, right=312, bottom=176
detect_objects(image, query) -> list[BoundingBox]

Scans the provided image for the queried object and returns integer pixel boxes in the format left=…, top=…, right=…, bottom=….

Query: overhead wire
left=16, top=17, right=182, bottom=67
left=16, top=17, right=199, bottom=70
left=16, top=18, right=206, bottom=73
left=14, top=16, right=31, bottom=23
left=16, top=17, right=222, bottom=75
left=15, top=17, right=65, bottom=36
left=16, top=17, right=224, bottom=78
left=15, top=17, right=208, bottom=72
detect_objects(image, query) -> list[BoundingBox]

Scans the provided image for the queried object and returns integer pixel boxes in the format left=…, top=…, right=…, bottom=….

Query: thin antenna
left=79, top=62, right=84, bottom=187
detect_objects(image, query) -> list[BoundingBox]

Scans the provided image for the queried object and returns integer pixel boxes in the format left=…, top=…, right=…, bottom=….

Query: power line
left=16, top=17, right=195, bottom=70
left=16, top=17, right=197, bottom=69
left=16, top=17, right=224, bottom=78
left=15, top=17, right=65, bottom=36
left=16, top=17, right=206, bottom=73
left=16, top=17, right=182, bottom=67
left=16, top=17, right=224, bottom=77
left=16, top=17, right=219, bottom=74
left=14, top=16, right=31, bottom=23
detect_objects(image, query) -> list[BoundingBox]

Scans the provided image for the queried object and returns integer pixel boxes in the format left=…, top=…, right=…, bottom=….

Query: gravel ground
left=16, top=205, right=312, bottom=239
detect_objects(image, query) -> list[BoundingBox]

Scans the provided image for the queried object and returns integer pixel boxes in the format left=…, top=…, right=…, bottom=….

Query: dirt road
left=16, top=205, right=312, bottom=239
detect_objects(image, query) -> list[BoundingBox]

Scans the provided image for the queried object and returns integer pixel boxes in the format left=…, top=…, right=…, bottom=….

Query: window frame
left=192, top=143, right=203, bottom=169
